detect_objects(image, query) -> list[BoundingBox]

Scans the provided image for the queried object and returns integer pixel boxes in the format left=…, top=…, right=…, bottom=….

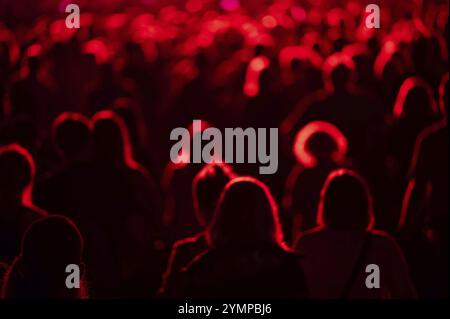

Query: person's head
left=342, top=43, right=373, bottom=86
left=0, top=144, right=35, bottom=205
left=317, top=169, right=375, bottom=231
left=323, top=53, right=356, bottom=92
left=2, top=215, right=86, bottom=299
left=293, top=121, right=347, bottom=167
left=192, top=163, right=235, bottom=227
left=91, top=110, right=136, bottom=167
left=207, top=177, right=285, bottom=248
left=393, top=77, right=438, bottom=120
left=52, top=112, right=91, bottom=161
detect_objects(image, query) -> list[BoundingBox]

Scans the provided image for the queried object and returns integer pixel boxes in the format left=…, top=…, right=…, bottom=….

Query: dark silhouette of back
left=34, top=113, right=92, bottom=220
left=81, top=110, right=162, bottom=298
left=295, top=169, right=416, bottom=298
left=171, top=177, right=307, bottom=299
left=159, top=163, right=235, bottom=296
left=285, top=125, right=347, bottom=238
left=2, top=215, right=87, bottom=299
left=0, top=144, right=47, bottom=263
left=399, top=73, right=449, bottom=297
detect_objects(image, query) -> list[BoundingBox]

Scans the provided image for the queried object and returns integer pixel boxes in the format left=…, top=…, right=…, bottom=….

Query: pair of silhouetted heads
left=203, top=169, right=374, bottom=250
left=51, top=110, right=135, bottom=165
left=2, top=215, right=86, bottom=299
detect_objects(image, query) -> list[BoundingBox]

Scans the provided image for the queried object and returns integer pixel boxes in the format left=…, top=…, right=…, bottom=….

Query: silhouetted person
left=159, top=163, right=235, bottom=296
left=399, top=73, right=449, bottom=298
left=2, top=215, right=87, bottom=299
left=282, top=53, right=383, bottom=163
left=0, top=144, right=47, bottom=263
left=9, top=55, right=53, bottom=128
left=161, top=121, right=211, bottom=243
left=295, top=169, right=416, bottom=299
left=82, top=110, right=162, bottom=297
left=34, top=112, right=92, bottom=220
left=284, top=121, right=348, bottom=239
left=170, top=177, right=307, bottom=299
left=388, top=77, right=440, bottom=184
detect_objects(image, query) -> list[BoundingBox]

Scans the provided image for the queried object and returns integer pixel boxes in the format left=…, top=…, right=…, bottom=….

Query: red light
left=290, top=6, right=306, bottom=22
left=186, top=0, right=203, bottom=13
left=27, top=44, right=42, bottom=58
left=262, top=15, right=277, bottom=29
left=385, top=41, right=396, bottom=54
left=82, top=39, right=110, bottom=65
left=220, top=0, right=240, bottom=12
left=250, top=57, right=268, bottom=72
left=244, top=56, right=270, bottom=97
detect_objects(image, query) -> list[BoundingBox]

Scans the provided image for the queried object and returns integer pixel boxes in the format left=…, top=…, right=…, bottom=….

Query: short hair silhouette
left=0, top=144, right=35, bottom=205
left=91, top=110, right=139, bottom=169
left=2, top=215, right=86, bottom=298
left=317, top=169, right=375, bottom=231
left=52, top=112, right=91, bottom=159
left=192, top=163, right=235, bottom=227
left=207, top=177, right=285, bottom=248
left=323, top=53, right=356, bottom=91
left=393, top=77, right=438, bottom=119
left=293, top=121, right=348, bottom=167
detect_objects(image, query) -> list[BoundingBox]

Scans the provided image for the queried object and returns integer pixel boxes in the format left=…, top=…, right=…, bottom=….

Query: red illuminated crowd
left=0, top=0, right=448, bottom=298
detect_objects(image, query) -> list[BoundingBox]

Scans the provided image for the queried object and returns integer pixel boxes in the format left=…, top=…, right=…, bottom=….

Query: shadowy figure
left=0, top=144, right=47, bottom=263
left=170, top=177, right=307, bottom=299
left=9, top=55, right=53, bottom=128
left=34, top=112, right=92, bottom=220
left=399, top=73, right=449, bottom=298
left=2, top=215, right=87, bottom=299
left=282, top=53, right=383, bottom=163
left=82, top=110, right=162, bottom=298
left=159, top=163, right=235, bottom=296
left=388, top=77, right=440, bottom=184
left=295, top=169, right=416, bottom=299
left=161, top=120, right=211, bottom=243
left=284, top=121, right=348, bottom=240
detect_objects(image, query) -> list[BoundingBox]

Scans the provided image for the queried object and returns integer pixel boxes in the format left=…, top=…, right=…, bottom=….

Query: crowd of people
left=0, top=0, right=448, bottom=298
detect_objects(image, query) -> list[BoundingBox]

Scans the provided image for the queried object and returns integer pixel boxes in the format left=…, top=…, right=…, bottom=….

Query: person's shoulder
left=293, top=226, right=325, bottom=250
left=22, top=204, right=47, bottom=220
left=182, top=248, right=214, bottom=274
left=173, top=233, right=207, bottom=253
left=420, top=121, right=447, bottom=141
left=369, top=229, right=395, bottom=241
left=368, top=229, right=402, bottom=252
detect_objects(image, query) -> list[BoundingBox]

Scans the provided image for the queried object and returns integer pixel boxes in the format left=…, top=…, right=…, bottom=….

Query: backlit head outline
left=293, top=121, right=348, bottom=168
